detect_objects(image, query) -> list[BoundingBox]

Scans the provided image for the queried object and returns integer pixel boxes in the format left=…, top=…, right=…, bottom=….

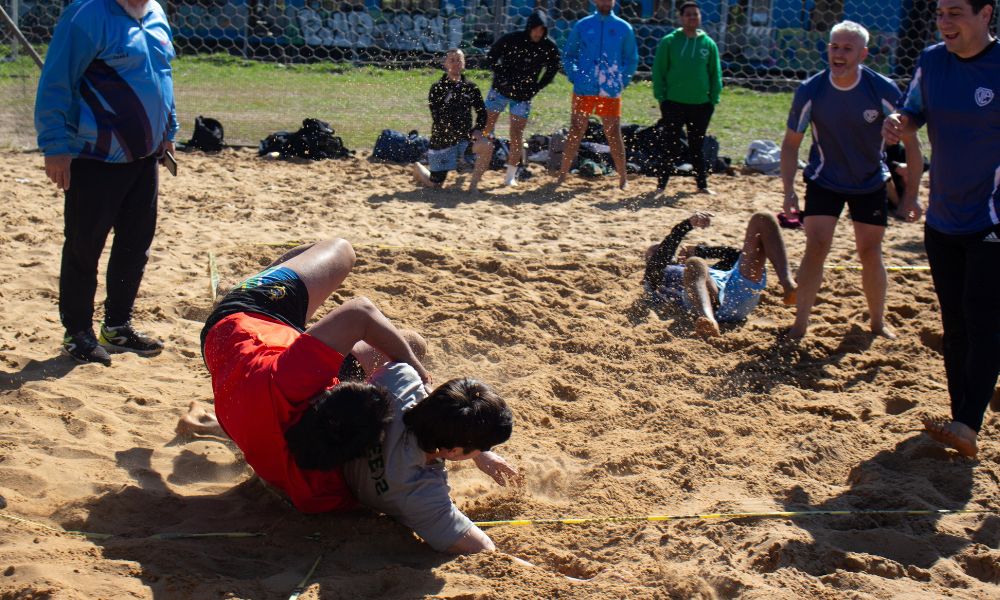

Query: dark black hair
left=678, top=1, right=700, bottom=14
left=284, top=382, right=392, bottom=471
left=403, top=378, right=513, bottom=454
left=966, top=0, right=995, bottom=16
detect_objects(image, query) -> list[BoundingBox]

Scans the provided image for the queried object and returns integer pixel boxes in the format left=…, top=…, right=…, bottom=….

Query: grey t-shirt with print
left=342, top=363, right=473, bottom=551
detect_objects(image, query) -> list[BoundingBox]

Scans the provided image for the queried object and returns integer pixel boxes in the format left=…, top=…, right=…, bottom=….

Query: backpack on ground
left=259, top=118, right=354, bottom=160
left=372, top=129, right=429, bottom=163
left=184, top=116, right=224, bottom=152
left=745, top=139, right=782, bottom=175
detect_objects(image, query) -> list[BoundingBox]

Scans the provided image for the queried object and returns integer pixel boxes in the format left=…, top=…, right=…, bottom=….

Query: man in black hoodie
left=412, top=49, right=491, bottom=192
left=477, top=10, right=561, bottom=187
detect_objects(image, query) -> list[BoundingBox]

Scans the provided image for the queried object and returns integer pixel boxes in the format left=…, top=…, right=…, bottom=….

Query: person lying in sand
left=179, top=238, right=520, bottom=554
left=643, top=211, right=797, bottom=337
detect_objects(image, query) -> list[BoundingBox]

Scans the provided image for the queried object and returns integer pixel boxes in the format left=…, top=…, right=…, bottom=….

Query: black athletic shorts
left=803, top=179, right=889, bottom=227
left=200, top=265, right=310, bottom=351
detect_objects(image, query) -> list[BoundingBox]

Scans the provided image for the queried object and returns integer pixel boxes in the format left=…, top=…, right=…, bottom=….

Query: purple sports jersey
left=901, top=41, right=1000, bottom=235
left=787, top=65, right=902, bottom=194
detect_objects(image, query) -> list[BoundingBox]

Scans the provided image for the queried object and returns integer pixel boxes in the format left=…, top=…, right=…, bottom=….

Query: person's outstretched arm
left=306, top=298, right=430, bottom=383
left=780, top=128, right=805, bottom=215
left=643, top=217, right=699, bottom=288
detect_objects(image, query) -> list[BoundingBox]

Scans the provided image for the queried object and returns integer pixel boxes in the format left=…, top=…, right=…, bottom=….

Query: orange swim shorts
left=571, top=93, right=622, bottom=118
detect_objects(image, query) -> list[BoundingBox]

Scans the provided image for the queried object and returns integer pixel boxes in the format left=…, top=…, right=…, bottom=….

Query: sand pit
left=0, top=148, right=997, bottom=599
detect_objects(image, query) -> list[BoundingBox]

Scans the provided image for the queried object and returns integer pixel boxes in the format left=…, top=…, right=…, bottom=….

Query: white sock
left=504, top=165, right=518, bottom=185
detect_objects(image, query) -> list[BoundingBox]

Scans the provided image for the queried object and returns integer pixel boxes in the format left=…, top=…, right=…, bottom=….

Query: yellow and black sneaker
left=99, top=322, right=164, bottom=357
left=63, top=329, right=112, bottom=366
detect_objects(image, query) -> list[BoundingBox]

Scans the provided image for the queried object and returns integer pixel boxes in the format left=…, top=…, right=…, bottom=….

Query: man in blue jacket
left=35, top=0, right=178, bottom=366
left=556, top=0, right=639, bottom=190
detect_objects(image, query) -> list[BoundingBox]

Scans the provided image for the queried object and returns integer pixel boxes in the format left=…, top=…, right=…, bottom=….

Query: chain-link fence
left=0, top=0, right=963, bottom=149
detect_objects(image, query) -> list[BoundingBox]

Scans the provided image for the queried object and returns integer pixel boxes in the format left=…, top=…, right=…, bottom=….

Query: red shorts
left=572, top=93, right=622, bottom=118
left=203, top=312, right=355, bottom=513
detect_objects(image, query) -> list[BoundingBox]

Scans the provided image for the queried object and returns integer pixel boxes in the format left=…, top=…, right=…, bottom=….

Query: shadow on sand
left=766, top=436, right=998, bottom=581
left=60, top=446, right=449, bottom=598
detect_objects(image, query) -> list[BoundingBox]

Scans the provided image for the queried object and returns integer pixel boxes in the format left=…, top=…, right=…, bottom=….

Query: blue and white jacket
left=35, top=0, right=178, bottom=163
left=562, top=11, right=638, bottom=99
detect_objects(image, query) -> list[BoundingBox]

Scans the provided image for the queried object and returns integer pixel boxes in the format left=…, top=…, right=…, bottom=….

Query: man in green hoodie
left=651, top=1, right=722, bottom=195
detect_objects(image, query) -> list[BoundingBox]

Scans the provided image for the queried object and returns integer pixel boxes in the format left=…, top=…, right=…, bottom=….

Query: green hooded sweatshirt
left=652, top=29, right=722, bottom=105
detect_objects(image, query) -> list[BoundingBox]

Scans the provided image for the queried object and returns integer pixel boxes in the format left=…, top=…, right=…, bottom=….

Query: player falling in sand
left=180, top=238, right=520, bottom=553
left=644, top=211, right=797, bottom=337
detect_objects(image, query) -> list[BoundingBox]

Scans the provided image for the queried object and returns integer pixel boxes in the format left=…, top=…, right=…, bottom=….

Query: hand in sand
left=473, top=451, right=522, bottom=487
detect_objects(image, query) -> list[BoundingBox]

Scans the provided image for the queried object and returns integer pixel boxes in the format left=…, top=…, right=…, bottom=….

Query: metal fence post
left=11, top=0, right=18, bottom=60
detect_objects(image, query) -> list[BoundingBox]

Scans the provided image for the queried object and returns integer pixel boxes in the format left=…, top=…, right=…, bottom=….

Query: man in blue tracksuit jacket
left=35, top=0, right=178, bottom=366
left=556, top=0, right=638, bottom=190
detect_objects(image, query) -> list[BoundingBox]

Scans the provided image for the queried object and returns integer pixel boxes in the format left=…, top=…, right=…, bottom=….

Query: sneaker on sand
left=99, top=322, right=164, bottom=356
left=63, top=330, right=112, bottom=366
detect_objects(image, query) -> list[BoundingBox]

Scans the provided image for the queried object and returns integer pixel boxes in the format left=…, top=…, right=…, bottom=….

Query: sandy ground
left=0, top=148, right=997, bottom=599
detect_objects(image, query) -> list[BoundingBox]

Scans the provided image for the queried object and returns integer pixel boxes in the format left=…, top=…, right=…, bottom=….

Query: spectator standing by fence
left=883, top=0, right=999, bottom=458
left=478, top=9, right=561, bottom=188
left=556, top=0, right=638, bottom=190
left=35, top=0, right=178, bottom=366
left=651, top=1, right=722, bottom=195
left=780, top=21, right=919, bottom=340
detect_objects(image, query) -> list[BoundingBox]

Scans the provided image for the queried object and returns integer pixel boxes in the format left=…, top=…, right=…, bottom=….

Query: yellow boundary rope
left=471, top=508, right=991, bottom=528
left=4, top=508, right=992, bottom=540
left=288, top=554, right=323, bottom=600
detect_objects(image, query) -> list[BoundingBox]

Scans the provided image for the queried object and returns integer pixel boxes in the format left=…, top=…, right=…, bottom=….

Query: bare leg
left=789, top=215, right=837, bottom=338
left=411, top=163, right=438, bottom=188
left=468, top=136, right=494, bottom=192
left=602, top=116, right=628, bottom=190
left=176, top=401, right=226, bottom=437
left=738, top=212, right=797, bottom=304
left=504, top=115, right=528, bottom=186
left=507, top=115, right=527, bottom=168
left=683, top=257, right=720, bottom=337
left=923, top=419, right=978, bottom=458
left=557, top=112, right=590, bottom=185
left=483, top=111, right=501, bottom=136
left=854, top=221, right=895, bottom=338
left=279, top=238, right=356, bottom=322
left=266, top=243, right=317, bottom=269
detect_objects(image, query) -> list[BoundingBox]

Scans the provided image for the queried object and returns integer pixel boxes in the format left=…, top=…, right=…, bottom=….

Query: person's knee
left=750, top=211, right=778, bottom=230
left=319, top=238, right=356, bottom=269
left=804, top=233, right=833, bottom=256
left=683, top=257, right=708, bottom=281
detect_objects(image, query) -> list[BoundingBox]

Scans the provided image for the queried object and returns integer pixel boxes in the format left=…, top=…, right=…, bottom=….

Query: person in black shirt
left=412, top=49, right=491, bottom=192
left=644, top=212, right=797, bottom=337
left=479, top=10, right=561, bottom=187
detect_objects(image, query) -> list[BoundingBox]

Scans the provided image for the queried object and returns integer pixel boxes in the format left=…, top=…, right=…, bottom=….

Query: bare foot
left=872, top=323, right=898, bottom=339
left=694, top=316, right=721, bottom=338
left=922, top=419, right=978, bottom=458
left=782, top=286, right=798, bottom=306
left=786, top=323, right=807, bottom=339
left=176, top=401, right=225, bottom=437
left=618, top=178, right=628, bottom=191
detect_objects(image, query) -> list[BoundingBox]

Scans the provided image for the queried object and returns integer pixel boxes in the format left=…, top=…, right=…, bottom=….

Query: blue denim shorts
left=680, top=257, right=766, bottom=322
left=427, top=140, right=470, bottom=173
left=485, top=88, right=532, bottom=119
